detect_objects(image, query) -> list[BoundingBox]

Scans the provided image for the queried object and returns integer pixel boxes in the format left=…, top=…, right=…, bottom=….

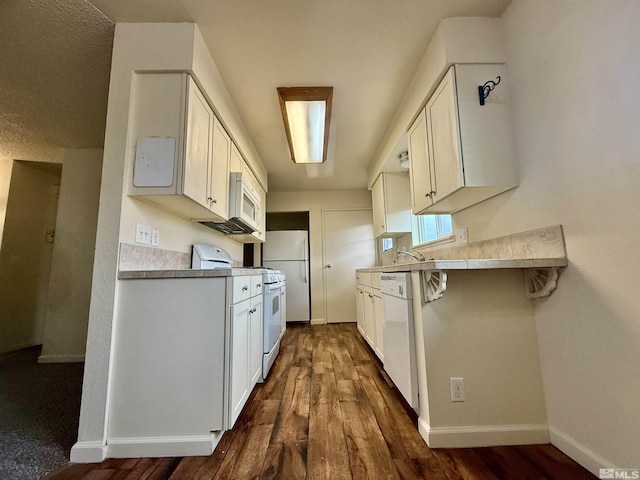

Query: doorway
left=0, top=160, right=62, bottom=353
left=322, top=209, right=375, bottom=324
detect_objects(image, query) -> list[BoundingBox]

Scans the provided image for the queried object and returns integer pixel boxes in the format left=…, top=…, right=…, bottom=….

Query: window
left=381, top=237, right=393, bottom=252
left=412, top=214, right=453, bottom=246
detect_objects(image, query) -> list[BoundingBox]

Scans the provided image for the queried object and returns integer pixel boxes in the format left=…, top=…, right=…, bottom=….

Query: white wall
left=39, top=149, right=103, bottom=363
left=449, top=1, right=640, bottom=472
left=267, top=190, right=372, bottom=323
left=0, top=161, right=61, bottom=353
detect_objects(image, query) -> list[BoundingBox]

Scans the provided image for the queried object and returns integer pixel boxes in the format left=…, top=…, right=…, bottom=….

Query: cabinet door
left=230, top=142, right=244, bottom=173
left=363, top=288, right=376, bottom=348
left=249, top=295, right=263, bottom=387
left=426, top=66, right=463, bottom=203
left=372, top=175, right=386, bottom=238
left=210, top=116, right=231, bottom=219
left=356, top=286, right=365, bottom=337
left=229, top=298, right=250, bottom=428
left=408, top=108, right=434, bottom=214
left=373, top=292, right=384, bottom=361
left=183, top=77, right=214, bottom=209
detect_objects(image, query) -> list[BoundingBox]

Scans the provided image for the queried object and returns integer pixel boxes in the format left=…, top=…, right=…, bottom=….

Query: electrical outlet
left=450, top=377, right=465, bottom=402
left=151, top=228, right=160, bottom=247
left=456, top=227, right=468, bottom=244
left=135, top=223, right=151, bottom=245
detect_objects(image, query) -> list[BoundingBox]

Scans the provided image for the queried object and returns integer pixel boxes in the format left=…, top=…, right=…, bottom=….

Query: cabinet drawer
left=251, top=275, right=263, bottom=297
left=233, top=276, right=252, bottom=304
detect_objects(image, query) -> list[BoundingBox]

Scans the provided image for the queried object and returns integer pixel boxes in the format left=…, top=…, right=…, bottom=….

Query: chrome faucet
left=396, top=249, right=425, bottom=262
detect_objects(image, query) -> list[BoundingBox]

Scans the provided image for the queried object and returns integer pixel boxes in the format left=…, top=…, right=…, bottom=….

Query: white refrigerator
left=263, top=230, right=311, bottom=323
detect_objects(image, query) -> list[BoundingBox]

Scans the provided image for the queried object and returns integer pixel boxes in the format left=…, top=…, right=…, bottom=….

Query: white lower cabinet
left=107, top=274, right=263, bottom=458
left=228, top=275, right=263, bottom=428
left=355, top=271, right=384, bottom=361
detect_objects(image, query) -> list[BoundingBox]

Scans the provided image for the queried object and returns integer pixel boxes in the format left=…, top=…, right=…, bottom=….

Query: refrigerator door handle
left=303, top=238, right=308, bottom=283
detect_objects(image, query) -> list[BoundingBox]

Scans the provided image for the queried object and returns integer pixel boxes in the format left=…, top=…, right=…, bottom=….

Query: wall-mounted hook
left=478, top=76, right=501, bottom=105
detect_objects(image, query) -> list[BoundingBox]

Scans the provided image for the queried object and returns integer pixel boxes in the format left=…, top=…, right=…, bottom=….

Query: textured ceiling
left=88, top=0, right=511, bottom=191
left=0, top=0, right=114, bottom=164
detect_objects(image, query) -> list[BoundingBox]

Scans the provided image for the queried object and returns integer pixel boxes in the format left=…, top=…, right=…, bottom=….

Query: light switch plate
left=135, top=223, right=151, bottom=245
left=456, top=227, right=469, bottom=244
left=151, top=228, right=160, bottom=247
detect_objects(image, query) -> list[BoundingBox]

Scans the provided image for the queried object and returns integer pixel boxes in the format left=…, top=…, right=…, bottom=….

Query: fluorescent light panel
left=277, top=87, right=333, bottom=164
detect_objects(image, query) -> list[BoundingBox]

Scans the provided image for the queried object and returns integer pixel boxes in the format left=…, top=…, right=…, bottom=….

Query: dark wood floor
left=46, top=323, right=596, bottom=480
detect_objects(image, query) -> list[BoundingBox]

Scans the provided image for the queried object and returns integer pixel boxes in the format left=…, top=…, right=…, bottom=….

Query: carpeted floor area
left=0, top=346, right=84, bottom=479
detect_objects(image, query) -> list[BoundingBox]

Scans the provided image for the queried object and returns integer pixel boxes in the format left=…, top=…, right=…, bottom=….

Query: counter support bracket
left=420, top=270, right=448, bottom=303
left=524, top=267, right=559, bottom=299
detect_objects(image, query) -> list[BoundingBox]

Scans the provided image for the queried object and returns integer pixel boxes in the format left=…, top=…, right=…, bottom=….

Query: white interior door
left=323, top=209, right=375, bottom=324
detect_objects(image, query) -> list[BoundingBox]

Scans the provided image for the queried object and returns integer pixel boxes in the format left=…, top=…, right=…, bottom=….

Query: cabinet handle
left=207, top=197, right=213, bottom=201
left=212, top=198, right=217, bottom=204
left=425, top=192, right=431, bottom=198
left=242, top=285, right=248, bottom=291
left=249, top=308, right=255, bottom=314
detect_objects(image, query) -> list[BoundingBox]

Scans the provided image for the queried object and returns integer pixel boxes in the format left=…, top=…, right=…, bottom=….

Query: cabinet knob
left=368, top=294, right=373, bottom=298
left=325, top=264, right=332, bottom=269
left=207, top=197, right=213, bottom=201
left=212, top=198, right=217, bottom=203
left=242, top=285, right=248, bottom=291
left=425, top=192, right=431, bottom=198
left=257, top=283, right=261, bottom=288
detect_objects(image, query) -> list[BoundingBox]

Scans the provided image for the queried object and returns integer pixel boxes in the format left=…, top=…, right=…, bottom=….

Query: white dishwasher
left=381, top=272, right=419, bottom=410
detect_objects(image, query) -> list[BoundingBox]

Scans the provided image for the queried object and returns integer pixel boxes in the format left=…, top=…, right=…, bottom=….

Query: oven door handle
left=267, top=284, right=283, bottom=293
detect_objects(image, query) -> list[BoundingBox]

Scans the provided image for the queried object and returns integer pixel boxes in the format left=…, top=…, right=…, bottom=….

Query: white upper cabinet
left=210, top=117, right=231, bottom=219
left=372, top=172, right=412, bottom=238
left=408, top=64, right=518, bottom=214
left=183, top=78, right=214, bottom=210
left=128, top=73, right=230, bottom=222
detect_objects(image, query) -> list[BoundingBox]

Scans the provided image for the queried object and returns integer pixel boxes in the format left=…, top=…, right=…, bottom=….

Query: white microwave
left=201, top=172, right=261, bottom=234
left=227, top=172, right=261, bottom=232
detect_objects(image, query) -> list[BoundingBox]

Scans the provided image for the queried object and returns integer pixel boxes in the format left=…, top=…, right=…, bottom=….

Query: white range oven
left=261, top=270, right=285, bottom=379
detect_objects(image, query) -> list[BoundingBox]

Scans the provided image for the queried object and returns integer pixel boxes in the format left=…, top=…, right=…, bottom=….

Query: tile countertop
left=118, top=268, right=268, bottom=280
left=358, top=257, right=568, bottom=274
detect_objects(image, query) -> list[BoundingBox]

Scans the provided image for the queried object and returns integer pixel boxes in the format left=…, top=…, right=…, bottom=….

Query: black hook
left=478, top=76, right=501, bottom=105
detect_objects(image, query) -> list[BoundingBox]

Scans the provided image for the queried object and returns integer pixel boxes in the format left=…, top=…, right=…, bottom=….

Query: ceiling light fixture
left=277, top=87, right=333, bottom=164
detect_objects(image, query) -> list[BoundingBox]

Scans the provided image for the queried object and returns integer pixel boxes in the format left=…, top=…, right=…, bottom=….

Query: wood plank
left=393, top=457, right=449, bottom=480
left=330, top=338, right=359, bottom=380
left=339, top=399, right=400, bottom=480
left=513, top=445, right=597, bottom=480
left=293, top=329, right=314, bottom=368
left=228, top=424, right=275, bottom=479
left=260, top=441, right=307, bottom=480
left=358, top=374, right=432, bottom=460
left=269, top=366, right=311, bottom=445
left=311, top=330, right=334, bottom=374
left=473, top=446, right=546, bottom=479
left=432, top=448, right=499, bottom=480
left=307, top=373, right=351, bottom=480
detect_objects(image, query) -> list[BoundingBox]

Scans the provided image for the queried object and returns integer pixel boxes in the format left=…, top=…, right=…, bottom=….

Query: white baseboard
left=38, top=354, right=85, bottom=363
left=549, top=426, right=615, bottom=476
left=418, top=417, right=549, bottom=448
left=70, top=441, right=107, bottom=463
left=310, top=318, right=325, bottom=325
left=106, top=433, right=221, bottom=458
